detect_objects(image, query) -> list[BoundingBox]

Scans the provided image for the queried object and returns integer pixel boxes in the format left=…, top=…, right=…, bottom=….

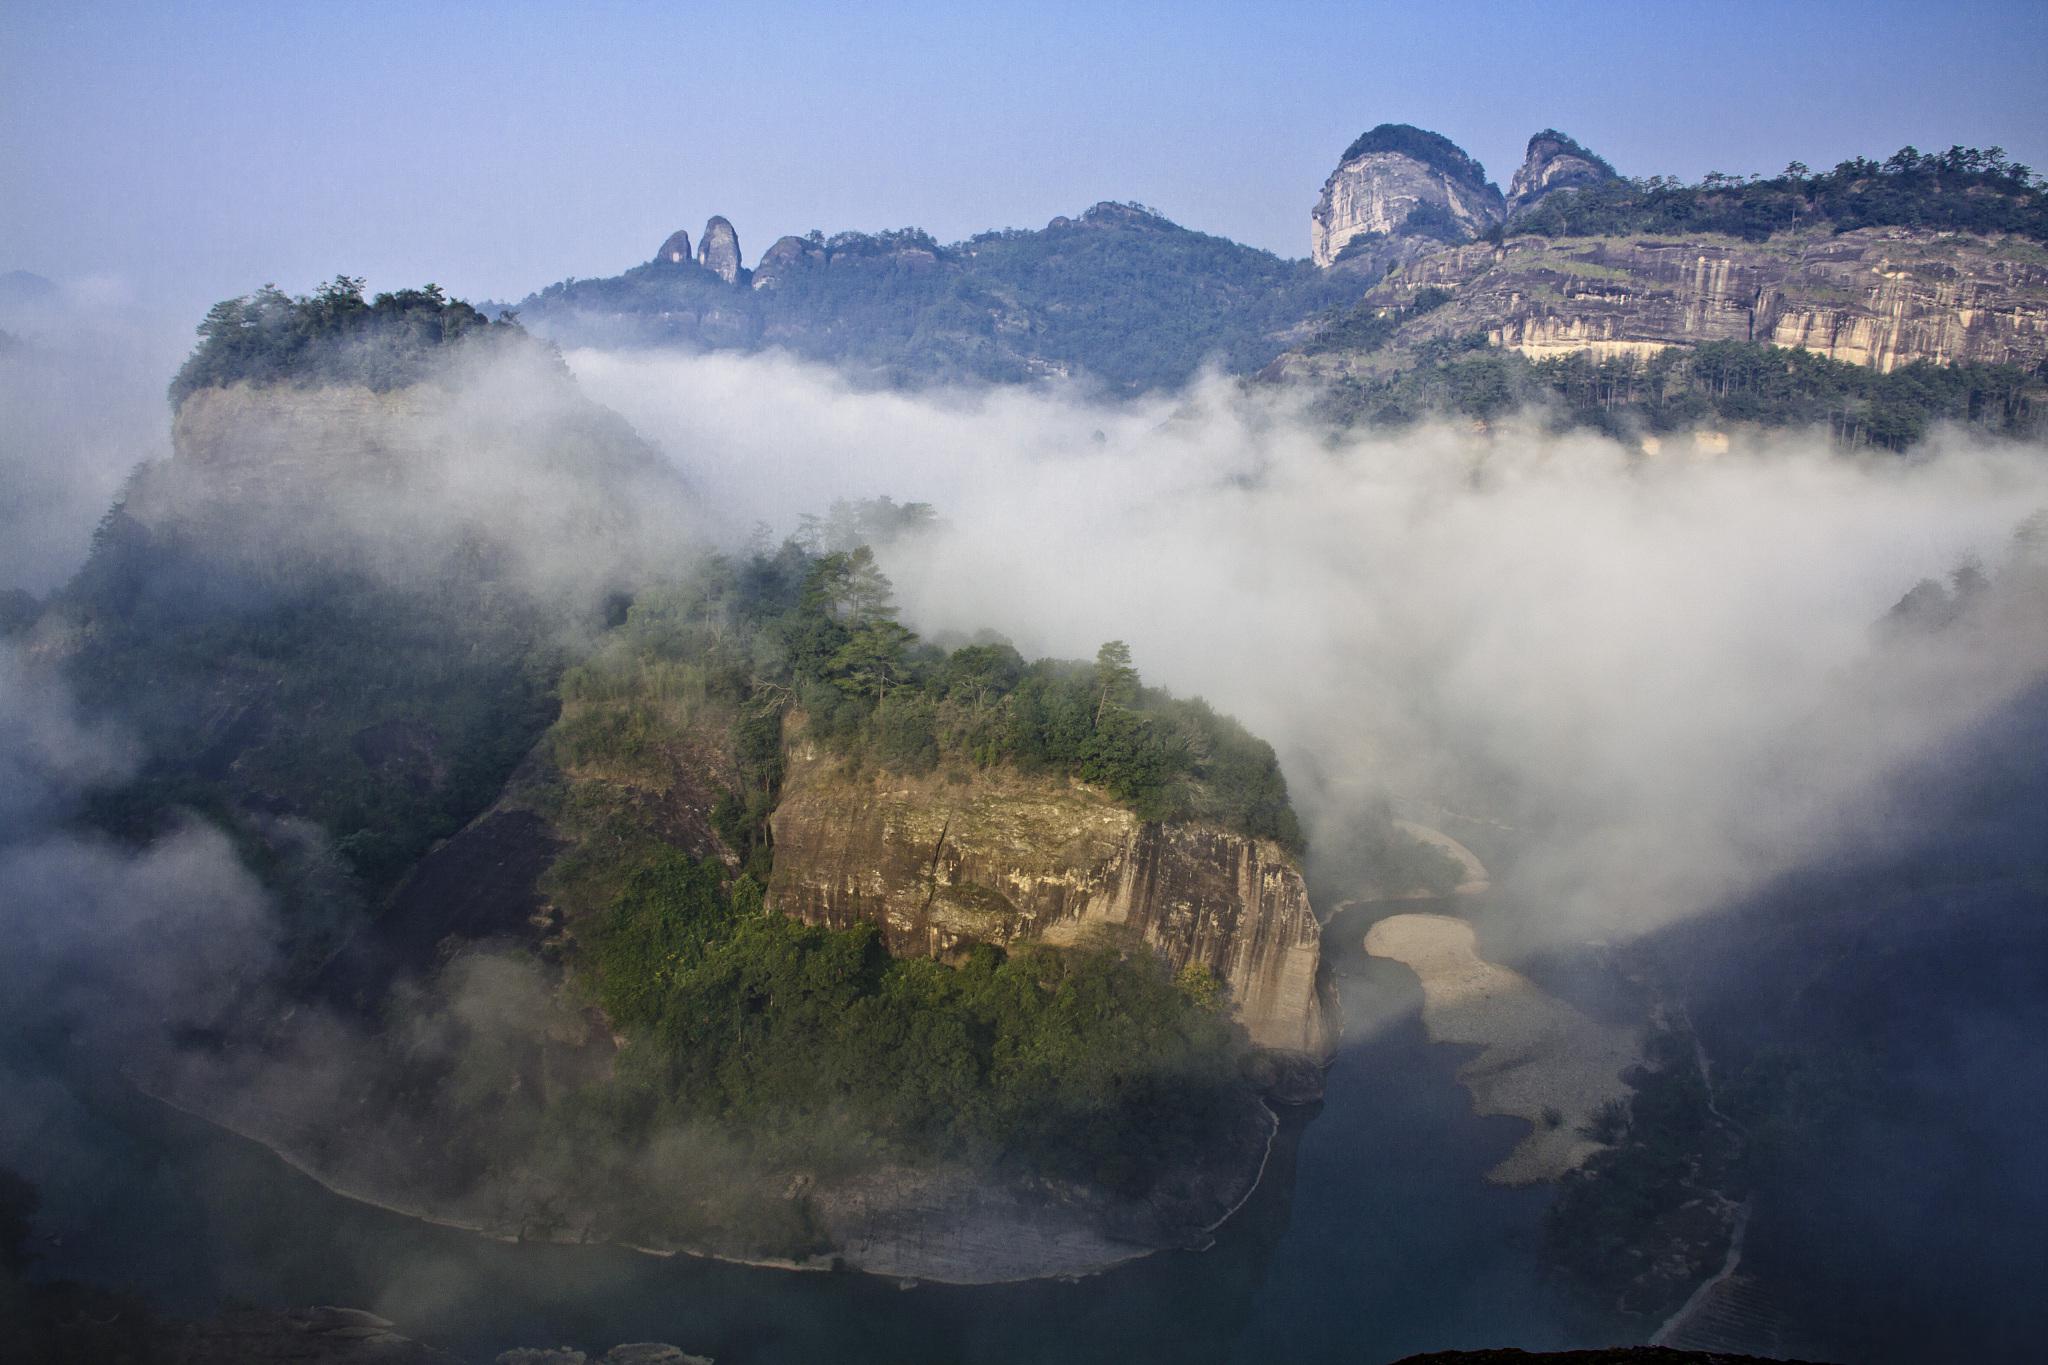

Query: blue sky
left=5, top=0, right=2046, bottom=320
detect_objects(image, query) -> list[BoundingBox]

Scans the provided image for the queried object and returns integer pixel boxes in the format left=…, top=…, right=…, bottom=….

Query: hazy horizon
left=6, top=0, right=2048, bottom=323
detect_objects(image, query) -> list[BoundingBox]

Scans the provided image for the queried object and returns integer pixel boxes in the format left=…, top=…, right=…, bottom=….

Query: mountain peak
left=1506, top=130, right=1619, bottom=218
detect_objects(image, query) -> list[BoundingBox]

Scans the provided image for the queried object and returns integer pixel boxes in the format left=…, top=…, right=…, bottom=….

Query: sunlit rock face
left=1293, top=228, right=2048, bottom=373
left=1505, top=130, right=1619, bottom=219
left=768, top=733, right=1329, bottom=1054
left=1311, top=126, right=1506, bottom=269
left=654, top=228, right=693, bottom=264
left=697, top=215, right=743, bottom=283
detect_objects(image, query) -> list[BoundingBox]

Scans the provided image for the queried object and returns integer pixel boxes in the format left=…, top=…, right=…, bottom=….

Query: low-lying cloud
left=576, top=347, right=2048, bottom=941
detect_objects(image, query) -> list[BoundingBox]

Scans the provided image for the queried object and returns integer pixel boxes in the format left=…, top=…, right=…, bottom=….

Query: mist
left=0, top=279, right=187, bottom=596
left=575, top=346, right=2048, bottom=941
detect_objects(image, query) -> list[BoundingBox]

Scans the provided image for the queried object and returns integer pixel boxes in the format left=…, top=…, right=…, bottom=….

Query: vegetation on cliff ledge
left=555, top=524, right=1303, bottom=858
left=1316, top=337, right=2042, bottom=450
left=1512, top=144, right=2047, bottom=243
left=1338, top=123, right=1496, bottom=192
left=581, top=848, right=1244, bottom=1198
left=169, top=275, right=531, bottom=403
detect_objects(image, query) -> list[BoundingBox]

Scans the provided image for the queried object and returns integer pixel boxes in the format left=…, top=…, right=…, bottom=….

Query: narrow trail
left=1651, top=1200, right=1751, bottom=1346
left=1649, top=1006, right=1785, bottom=1356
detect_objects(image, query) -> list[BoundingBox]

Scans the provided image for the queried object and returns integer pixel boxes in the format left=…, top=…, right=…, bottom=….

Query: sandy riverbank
left=1363, top=913, right=1636, bottom=1184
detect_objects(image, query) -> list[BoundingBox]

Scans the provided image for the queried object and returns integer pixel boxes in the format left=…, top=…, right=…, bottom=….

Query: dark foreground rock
left=1391, top=1349, right=1839, bottom=1365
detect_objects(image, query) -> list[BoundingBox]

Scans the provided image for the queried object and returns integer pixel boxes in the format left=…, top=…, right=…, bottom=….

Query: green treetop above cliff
left=169, top=275, right=535, bottom=403
left=1339, top=124, right=1496, bottom=192
left=1516, top=143, right=2047, bottom=242
left=555, top=514, right=1304, bottom=857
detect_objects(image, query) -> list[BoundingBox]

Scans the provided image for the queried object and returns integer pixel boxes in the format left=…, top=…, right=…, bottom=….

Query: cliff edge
left=769, top=731, right=1329, bottom=1056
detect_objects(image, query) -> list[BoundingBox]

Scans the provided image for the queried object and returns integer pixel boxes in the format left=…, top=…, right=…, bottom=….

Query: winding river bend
left=20, top=893, right=1582, bottom=1364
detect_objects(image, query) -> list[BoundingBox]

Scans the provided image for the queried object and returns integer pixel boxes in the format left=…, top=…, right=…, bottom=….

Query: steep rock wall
left=1316, top=227, right=2048, bottom=373
left=767, top=739, right=1327, bottom=1054
left=1312, top=151, right=1505, bottom=269
left=1505, top=133, right=1618, bottom=218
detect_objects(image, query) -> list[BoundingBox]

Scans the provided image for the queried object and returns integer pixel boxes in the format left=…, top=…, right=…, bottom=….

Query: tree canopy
left=169, top=275, right=532, bottom=402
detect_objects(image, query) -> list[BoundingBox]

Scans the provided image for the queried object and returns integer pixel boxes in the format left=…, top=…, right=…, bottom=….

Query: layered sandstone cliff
left=1311, top=127, right=1505, bottom=269
left=1506, top=130, right=1619, bottom=219
left=767, top=736, right=1327, bottom=1054
left=1291, top=227, right=2048, bottom=375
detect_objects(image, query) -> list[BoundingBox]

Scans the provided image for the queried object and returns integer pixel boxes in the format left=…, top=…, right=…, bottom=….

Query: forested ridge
left=1508, top=144, right=2047, bottom=244
left=1315, top=336, right=2043, bottom=449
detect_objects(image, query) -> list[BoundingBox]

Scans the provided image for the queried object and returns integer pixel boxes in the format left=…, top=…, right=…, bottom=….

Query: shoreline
left=130, top=1072, right=1288, bottom=1288
left=1362, top=912, right=1635, bottom=1184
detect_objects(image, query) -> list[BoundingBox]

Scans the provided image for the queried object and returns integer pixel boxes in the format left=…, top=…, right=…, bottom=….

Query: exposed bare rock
left=1292, top=227, right=2048, bottom=374
left=654, top=229, right=692, bottom=265
left=1311, top=124, right=1505, bottom=269
left=766, top=733, right=1328, bottom=1054
left=697, top=215, right=743, bottom=283
left=1506, top=129, right=1619, bottom=218
left=751, top=232, right=825, bottom=289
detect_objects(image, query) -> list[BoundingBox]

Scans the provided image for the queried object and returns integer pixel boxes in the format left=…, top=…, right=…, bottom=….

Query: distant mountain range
left=507, top=124, right=2048, bottom=444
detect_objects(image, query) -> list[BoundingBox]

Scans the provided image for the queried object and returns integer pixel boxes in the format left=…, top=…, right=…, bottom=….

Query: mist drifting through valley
left=1, top=312, right=2045, bottom=1364
left=576, top=346, right=2048, bottom=947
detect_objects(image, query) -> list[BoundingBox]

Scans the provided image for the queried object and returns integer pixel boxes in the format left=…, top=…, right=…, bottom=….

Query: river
left=17, top=898, right=1581, bottom=1364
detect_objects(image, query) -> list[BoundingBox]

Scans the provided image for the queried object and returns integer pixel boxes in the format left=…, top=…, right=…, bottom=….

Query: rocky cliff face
left=654, top=228, right=693, bottom=264
left=1311, top=127, right=1505, bottom=269
left=751, top=232, right=824, bottom=288
left=1295, top=227, right=2048, bottom=374
left=698, top=216, right=743, bottom=283
left=767, top=736, right=1328, bottom=1054
left=1506, top=130, right=1618, bottom=218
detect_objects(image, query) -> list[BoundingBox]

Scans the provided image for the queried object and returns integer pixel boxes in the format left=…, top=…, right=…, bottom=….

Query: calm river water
left=21, top=899, right=1582, bottom=1364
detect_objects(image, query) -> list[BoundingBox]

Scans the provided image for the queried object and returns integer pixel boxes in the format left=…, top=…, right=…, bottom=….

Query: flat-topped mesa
left=698, top=215, right=743, bottom=283
left=767, top=738, right=1329, bottom=1056
left=1506, top=129, right=1619, bottom=219
left=655, top=228, right=693, bottom=264
left=1312, top=123, right=1505, bottom=269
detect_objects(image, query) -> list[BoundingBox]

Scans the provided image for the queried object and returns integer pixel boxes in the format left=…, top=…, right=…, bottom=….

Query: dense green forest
left=169, top=275, right=530, bottom=402
left=580, top=850, right=1245, bottom=1208
left=1509, top=144, right=2047, bottom=243
left=58, top=485, right=562, bottom=906
left=553, top=531, right=1303, bottom=868
left=1315, top=336, right=2043, bottom=449
left=516, top=205, right=1369, bottom=391
left=518, top=528, right=1298, bottom=1233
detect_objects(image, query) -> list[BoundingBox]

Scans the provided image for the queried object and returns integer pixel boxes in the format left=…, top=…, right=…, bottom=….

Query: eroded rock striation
left=1286, top=227, right=2048, bottom=376
left=1311, top=124, right=1505, bottom=269
left=767, top=734, right=1328, bottom=1054
left=697, top=215, right=743, bottom=283
left=1506, top=129, right=1619, bottom=218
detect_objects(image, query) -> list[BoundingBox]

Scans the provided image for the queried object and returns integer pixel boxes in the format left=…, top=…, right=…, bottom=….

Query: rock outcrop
left=697, top=215, right=743, bottom=283
left=1311, top=124, right=1505, bottom=269
left=654, top=228, right=693, bottom=265
left=767, top=735, right=1328, bottom=1054
left=750, top=232, right=825, bottom=288
left=1506, top=129, right=1619, bottom=218
left=1290, top=227, right=2048, bottom=374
